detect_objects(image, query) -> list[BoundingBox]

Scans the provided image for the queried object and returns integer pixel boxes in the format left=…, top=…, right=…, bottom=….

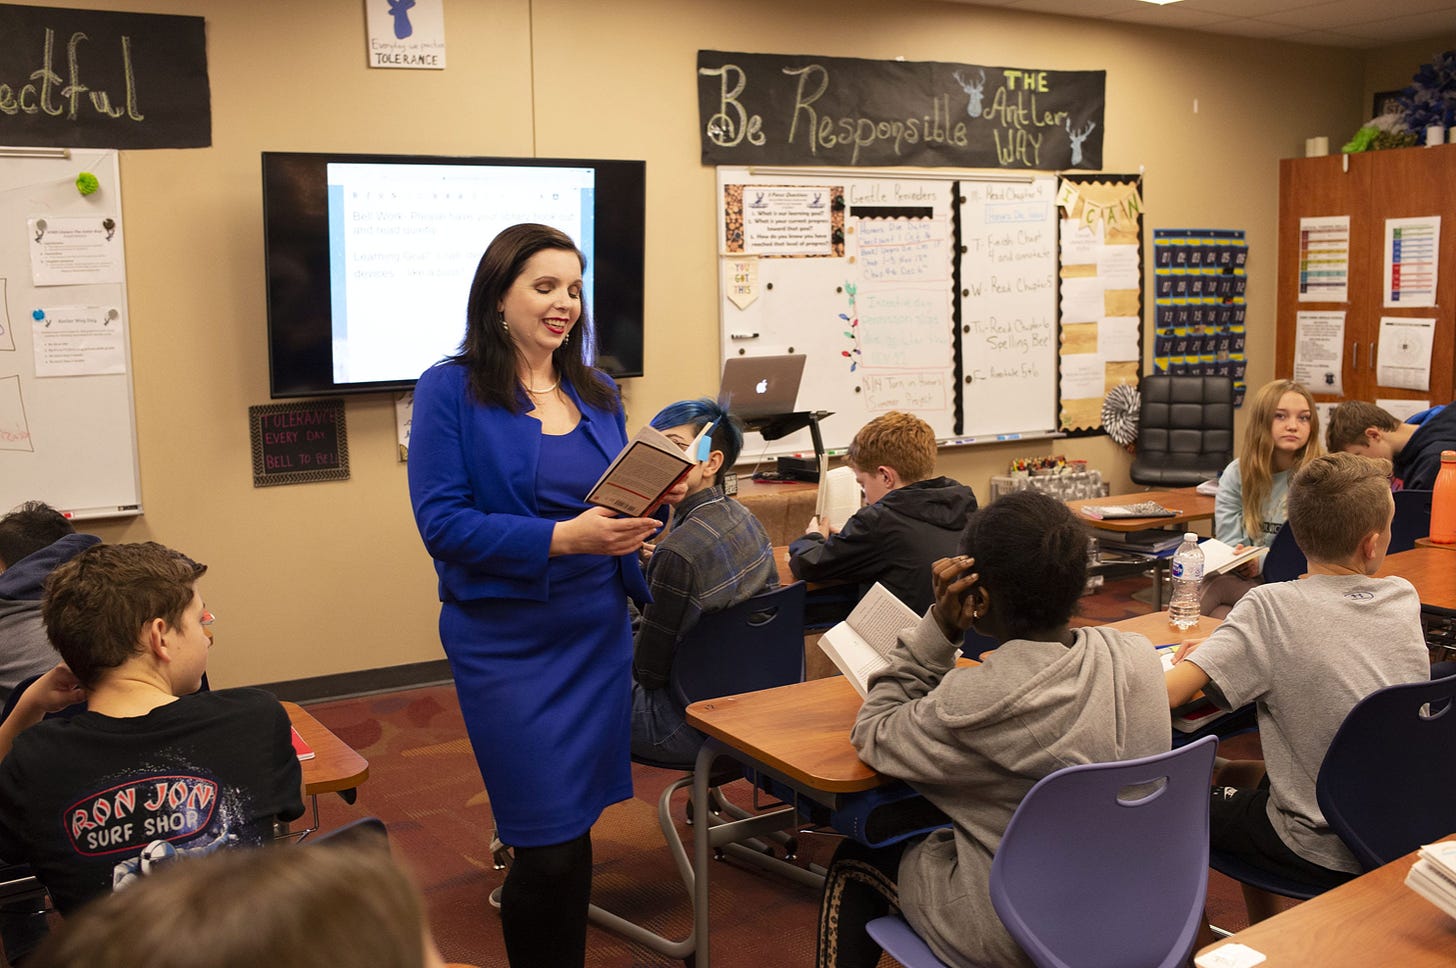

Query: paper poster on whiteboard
left=31, top=306, right=127, bottom=377
left=28, top=215, right=124, bottom=286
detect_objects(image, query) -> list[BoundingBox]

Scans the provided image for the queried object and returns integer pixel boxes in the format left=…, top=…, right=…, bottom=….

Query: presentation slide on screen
left=327, top=162, right=595, bottom=383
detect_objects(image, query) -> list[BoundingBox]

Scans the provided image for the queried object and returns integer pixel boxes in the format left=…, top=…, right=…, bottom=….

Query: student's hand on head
left=930, top=556, right=978, bottom=640
left=1172, top=636, right=1208, bottom=664
left=554, top=506, right=662, bottom=557
left=28, top=663, right=86, bottom=713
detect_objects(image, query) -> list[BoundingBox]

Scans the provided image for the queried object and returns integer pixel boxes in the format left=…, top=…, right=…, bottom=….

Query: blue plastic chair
left=1259, top=524, right=1306, bottom=583
left=1390, top=489, right=1433, bottom=554
left=1210, top=674, right=1456, bottom=904
left=582, top=581, right=811, bottom=961
left=866, top=736, right=1218, bottom=968
left=1317, top=675, right=1456, bottom=870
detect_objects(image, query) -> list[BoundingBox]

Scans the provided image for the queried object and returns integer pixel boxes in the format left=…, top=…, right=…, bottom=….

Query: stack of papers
left=1095, top=529, right=1185, bottom=555
left=1406, top=841, right=1456, bottom=919
left=1081, top=501, right=1178, bottom=520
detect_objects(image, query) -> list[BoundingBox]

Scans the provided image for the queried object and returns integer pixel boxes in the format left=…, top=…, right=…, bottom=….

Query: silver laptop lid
left=718, top=354, right=806, bottom=420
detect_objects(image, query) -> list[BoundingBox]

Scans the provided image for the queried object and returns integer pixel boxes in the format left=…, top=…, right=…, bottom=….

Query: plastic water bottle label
left=1170, top=560, right=1202, bottom=582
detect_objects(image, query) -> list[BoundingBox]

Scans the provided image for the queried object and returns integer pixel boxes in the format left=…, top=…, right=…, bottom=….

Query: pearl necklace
left=525, top=376, right=560, bottom=395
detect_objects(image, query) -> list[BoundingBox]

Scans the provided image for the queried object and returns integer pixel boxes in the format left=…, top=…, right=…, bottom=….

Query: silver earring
left=499, top=313, right=508, bottom=334
left=563, top=332, right=570, bottom=346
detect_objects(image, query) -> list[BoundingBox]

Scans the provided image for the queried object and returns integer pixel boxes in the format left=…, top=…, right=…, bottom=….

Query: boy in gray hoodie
left=816, top=491, right=1171, bottom=968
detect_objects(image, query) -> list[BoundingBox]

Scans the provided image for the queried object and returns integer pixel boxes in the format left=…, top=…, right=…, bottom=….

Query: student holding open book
left=789, top=411, right=976, bottom=614
left=408, top=224, right=663, bottom=968
left=816, top=491, right=1170, bottom=968
left=1202, top=379, right=1322, bottom=618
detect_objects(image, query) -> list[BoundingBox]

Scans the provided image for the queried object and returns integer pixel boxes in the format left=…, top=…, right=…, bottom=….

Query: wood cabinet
left=1277, top=145, right=1456, bottom=406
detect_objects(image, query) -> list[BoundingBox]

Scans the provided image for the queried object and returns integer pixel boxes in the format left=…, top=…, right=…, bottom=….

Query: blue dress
left=408, top=362, right=647, bottom=847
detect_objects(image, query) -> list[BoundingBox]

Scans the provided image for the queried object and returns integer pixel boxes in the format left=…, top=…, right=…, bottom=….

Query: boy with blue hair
left=630, top=398, right=778, bottom=766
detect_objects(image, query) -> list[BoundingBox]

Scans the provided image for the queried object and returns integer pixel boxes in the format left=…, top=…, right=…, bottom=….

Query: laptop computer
left=718, top=354, right=806, bottom=423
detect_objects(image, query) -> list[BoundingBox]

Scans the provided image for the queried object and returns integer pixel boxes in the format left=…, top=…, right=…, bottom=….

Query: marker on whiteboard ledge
left=729, top=332, right=760, bottom=340
left=996, top=433, right=1022, bottom=442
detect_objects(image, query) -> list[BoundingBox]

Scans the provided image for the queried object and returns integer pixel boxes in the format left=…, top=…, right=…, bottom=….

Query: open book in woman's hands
left=585, top=424, right=710, bottom=517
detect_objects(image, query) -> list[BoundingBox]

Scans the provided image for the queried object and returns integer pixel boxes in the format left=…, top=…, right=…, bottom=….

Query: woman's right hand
left=551, top=506, right=662, bottom=557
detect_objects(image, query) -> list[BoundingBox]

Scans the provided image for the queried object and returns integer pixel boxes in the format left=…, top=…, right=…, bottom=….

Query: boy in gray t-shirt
left=1166, top=453, right=1429, bottom=921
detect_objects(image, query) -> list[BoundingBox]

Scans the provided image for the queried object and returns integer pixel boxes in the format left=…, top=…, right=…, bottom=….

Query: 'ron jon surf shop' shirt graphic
left=0, top=688, right=306, bottom=914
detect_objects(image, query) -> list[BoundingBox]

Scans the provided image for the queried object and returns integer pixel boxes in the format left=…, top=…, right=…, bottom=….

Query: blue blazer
left=408, top=361, right=650, bottom=605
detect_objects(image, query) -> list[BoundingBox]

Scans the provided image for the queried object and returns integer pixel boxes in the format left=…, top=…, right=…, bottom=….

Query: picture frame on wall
left=1372, top=89, right=1404, bottom=118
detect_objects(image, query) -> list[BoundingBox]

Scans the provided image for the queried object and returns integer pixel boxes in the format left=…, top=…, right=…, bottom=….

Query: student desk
left=1196, top=836, right=1456, bottom=967
left=283, top=702, right=370, bottom=840
left=682, top=610, right=1220, bottom=967
left=733, top=477, right=817, bottom=546
left=1066, top=486, right=1216, bottom=533
left=1375, top=547, right=1456, bottom=614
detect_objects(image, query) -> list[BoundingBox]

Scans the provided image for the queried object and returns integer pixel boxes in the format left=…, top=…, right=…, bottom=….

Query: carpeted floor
left=303, top=575, right=1269, bottom=967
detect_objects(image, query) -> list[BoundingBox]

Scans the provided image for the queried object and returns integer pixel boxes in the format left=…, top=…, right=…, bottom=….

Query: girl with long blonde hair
left=1202, top=379, right=1323, bottom=617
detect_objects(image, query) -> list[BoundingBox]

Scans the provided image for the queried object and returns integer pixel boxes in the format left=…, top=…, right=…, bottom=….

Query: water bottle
left=1168, top=532, right=1204, bottom=631
left=1431, top=450, right=1456, bottom=545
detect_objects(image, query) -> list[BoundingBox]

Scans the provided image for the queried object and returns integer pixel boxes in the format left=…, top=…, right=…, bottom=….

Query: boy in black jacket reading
left=789, top=411, right=977, bottom=614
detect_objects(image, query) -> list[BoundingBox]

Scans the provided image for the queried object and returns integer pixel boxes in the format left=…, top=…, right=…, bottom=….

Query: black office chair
left=1129, top=375, right=1234, bottom=487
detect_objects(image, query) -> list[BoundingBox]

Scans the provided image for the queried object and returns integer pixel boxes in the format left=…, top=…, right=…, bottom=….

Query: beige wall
left=35, top=0, right=1443, bottom=685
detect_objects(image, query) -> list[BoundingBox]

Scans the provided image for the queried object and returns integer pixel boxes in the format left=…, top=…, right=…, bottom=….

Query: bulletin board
left=1055, top=173, right=1145, bottom=433
left=0, top=149, right=142, bottom=519
left=716, top=166, right=1061, bottom=458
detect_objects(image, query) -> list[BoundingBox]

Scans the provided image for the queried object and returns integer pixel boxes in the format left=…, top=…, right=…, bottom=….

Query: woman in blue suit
left=408, top=223, right=662, bottom=967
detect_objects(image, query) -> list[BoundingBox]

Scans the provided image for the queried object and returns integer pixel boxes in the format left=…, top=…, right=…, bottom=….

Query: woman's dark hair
left=957, top=490, right=1088, bottom=641
left=451, top=222, right=617, bottom=414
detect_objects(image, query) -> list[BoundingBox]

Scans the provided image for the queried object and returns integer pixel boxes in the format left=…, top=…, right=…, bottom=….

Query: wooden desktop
left=1066, top=486, right=1216, bottom=533
left=683, top=610, right=1221, bottom=966
left=1197, top=837, right=1456, bottom=967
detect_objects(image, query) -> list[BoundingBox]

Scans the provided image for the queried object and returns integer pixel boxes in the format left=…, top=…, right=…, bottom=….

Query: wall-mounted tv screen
left=262, top=152, right=645, bottom=398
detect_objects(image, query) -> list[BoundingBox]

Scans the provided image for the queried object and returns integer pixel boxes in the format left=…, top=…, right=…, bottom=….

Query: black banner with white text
left=697, top=50, right=1103, bottom=170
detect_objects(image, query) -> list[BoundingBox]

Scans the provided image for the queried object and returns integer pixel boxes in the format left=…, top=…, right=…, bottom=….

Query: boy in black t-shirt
left=0, top=542, right=303, bottom=917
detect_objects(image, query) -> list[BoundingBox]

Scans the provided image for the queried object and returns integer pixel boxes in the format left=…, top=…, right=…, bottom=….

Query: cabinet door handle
left=1351, top=341, right=1359, bottom=370
left=1369, top=341, right=1376, bottom=371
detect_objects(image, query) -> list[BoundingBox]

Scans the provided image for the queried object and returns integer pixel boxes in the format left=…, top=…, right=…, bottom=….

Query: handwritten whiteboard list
left=717, top=169, right=958, bottom=457
left=957, top=176, right=1059, bottom=438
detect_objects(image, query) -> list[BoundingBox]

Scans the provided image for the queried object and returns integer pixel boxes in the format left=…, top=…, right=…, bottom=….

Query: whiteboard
left=716, top=167, right=1058, bottom=459
left=0, top=149, right=142, bottom=520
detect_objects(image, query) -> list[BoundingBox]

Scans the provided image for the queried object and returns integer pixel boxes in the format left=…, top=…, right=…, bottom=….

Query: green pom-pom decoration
left=75, top=172, right=99, bottom=196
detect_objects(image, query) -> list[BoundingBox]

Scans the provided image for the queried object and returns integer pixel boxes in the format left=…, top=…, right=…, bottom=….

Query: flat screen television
left=262, top=151, right=645, bottom=398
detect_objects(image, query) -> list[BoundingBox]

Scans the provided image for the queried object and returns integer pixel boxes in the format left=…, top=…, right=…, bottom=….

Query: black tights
left=815, top=838, right=907, bottom=968
left=500, top=832, right=593, bottom=968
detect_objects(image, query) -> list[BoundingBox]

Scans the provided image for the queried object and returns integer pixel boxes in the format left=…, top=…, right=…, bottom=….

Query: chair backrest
left=989, top=736, right=1218, bottom=968
left=1129, top=375, right=1234, bottom=487
left=1260, top=523, right=1306, bottom=582
left=1391, top=489, right=1433, bottom=554
left=669, top=581, right=807, bottom=708
left=1316, top=676, right=1456, bottom=871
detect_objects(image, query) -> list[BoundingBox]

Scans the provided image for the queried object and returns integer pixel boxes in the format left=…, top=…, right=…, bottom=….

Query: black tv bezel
left=261, top=151, right=646, bottom=399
